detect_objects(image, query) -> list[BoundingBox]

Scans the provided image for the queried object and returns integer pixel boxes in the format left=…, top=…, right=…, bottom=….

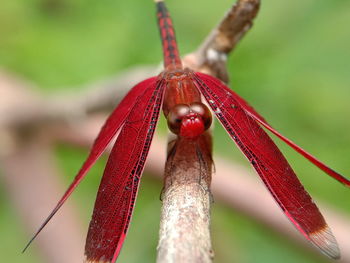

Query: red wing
left=196, top=72, right=350, bottom=187
left=23, top=77, right=157, bottom=252
left=193, top=74, right=340, bottom=259
left=195, top=72, right=267, bottom=122
left=84, top=80, right=165, bottom=263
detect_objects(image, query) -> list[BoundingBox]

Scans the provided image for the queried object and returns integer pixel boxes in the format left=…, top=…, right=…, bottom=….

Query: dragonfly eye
left=167, top=102, right=212, bottom=138
left=167, top=104, right=191, bottom=135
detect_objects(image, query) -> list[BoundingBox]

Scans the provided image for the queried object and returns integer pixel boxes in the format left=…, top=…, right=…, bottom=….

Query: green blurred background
left=1, top=0, right=349, bottom=262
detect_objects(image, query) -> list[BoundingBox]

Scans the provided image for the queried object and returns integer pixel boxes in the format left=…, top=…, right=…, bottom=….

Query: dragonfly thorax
left=167, top=102, right=212, bottom=139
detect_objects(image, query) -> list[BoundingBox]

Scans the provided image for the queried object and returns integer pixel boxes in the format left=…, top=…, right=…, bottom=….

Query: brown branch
left=157, top=134, right=214, bottom=263
left=184, top=0, right=260, bottom=83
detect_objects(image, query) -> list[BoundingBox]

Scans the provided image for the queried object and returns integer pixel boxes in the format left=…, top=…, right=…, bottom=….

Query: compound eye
left=167, top=104, right=190, bottom=135
left=189, top=102, right=212, bottom=130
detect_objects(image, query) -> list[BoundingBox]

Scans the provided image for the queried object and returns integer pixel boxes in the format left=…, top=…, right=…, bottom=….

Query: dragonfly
left=24, top=0, right=350, bottom=262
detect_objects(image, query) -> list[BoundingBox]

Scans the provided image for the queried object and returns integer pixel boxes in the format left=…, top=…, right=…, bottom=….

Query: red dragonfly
left=25, top=0, right=349, bottom=262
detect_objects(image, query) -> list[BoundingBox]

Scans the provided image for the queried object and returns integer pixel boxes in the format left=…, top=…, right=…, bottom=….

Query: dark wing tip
left=22, top=205, right=61, bottom=253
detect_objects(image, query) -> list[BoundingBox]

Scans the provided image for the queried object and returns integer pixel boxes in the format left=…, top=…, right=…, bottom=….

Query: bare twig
left=157, top=134, right=214, bottom=263
left=184, top=0, right=260, bottom=83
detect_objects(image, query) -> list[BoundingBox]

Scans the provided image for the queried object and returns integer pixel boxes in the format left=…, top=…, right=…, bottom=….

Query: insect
left=24, top=0, right=349, bottom=262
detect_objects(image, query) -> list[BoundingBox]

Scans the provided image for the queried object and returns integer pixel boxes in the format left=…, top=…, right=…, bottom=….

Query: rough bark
left=157, top=134, right=214, bottom=263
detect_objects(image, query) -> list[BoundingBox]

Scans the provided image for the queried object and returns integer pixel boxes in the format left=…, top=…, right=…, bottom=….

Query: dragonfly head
left=167, top=102, right=212, bottom=139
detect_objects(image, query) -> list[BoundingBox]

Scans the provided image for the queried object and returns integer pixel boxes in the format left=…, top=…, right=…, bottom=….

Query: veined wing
left=196, top=72, right=350, bottom=187
left=23, top=76, right=158, bottom=252
left=194, top=73, right=340, bottom=259
left=84, top=80, right=165, bottom=263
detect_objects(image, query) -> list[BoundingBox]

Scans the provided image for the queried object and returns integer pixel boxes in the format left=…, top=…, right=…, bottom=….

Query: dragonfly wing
left=194, top=74, right=340, bottom=259
left=23, top=77, right=157, bottom=252
left=196, top=72, right=267, bottom=122
left=84, top=80, right=165, bottom=263
left=196, top=72, right=350, bottom=187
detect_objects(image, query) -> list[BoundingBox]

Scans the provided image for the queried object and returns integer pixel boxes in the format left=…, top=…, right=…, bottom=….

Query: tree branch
left=184, top=0, right=260, bottom=83
left=157, top=134, right=214, bottom=263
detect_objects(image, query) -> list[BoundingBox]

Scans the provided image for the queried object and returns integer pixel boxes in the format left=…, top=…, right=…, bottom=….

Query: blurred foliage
left=0, top=0, right=349, bottom=262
